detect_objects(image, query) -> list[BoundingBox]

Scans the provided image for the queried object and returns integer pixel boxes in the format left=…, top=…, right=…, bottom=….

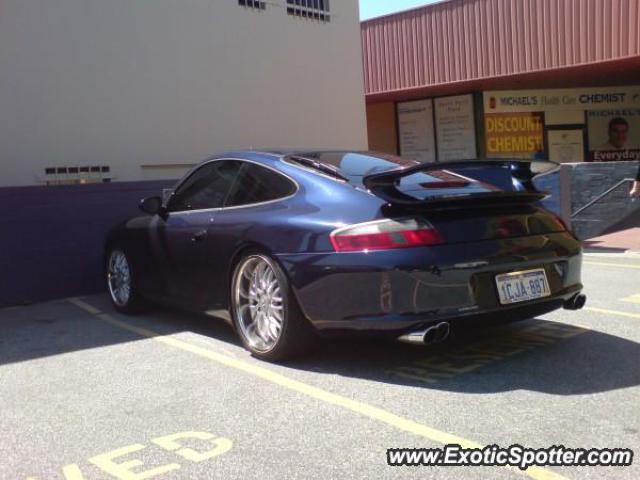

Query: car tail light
left=330, top=217, right=442, bottom=252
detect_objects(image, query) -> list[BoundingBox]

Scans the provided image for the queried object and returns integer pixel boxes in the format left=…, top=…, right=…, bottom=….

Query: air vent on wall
left=286, top=0, right=330, bottom=21
left=238, top=0, right=266, bottom=10
left=43, top=166, right=112, bottom=185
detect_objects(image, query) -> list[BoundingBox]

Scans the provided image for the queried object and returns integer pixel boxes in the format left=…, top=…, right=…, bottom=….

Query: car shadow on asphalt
left=0, top=299, right=149, bottom=366
left=286, top=320, right=640, bottom=396
left=0, top=296, right=240, bottom=367
left=2, top=295, right=639, bottom=397
left=113, top=299, right=640, bottom=397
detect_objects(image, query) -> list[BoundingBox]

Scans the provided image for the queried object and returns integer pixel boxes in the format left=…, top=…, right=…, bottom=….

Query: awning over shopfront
left=361, top=0, right=640, bottom=102
left=361, top=0, right=640, bottom=163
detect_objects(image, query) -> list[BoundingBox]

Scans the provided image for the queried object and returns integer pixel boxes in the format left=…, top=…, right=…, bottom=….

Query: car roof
left=265, top=149, right=417, bottom=167
left=202, top=149, right=419, bottom=185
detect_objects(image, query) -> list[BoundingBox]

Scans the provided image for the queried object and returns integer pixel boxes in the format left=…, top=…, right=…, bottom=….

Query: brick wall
left=0, top=181, right=174, bottom=307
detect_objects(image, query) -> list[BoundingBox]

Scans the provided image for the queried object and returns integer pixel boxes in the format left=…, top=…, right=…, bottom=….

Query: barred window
left=286, top=0, right=330, bottom=22
left=238, top=0, right=266, bottom=10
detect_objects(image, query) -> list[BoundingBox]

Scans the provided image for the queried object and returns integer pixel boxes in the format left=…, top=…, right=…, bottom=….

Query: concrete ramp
left=583, top=207, right=640, bottom=252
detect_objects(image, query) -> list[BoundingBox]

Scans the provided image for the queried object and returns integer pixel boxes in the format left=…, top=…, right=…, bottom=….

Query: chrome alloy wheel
left=107, top=250, right=132, bottom=307
left=234, top=256, right=284, bottom=352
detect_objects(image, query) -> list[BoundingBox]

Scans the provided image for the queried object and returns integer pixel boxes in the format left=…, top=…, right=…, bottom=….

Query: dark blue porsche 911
left=105, top=150, right=585, bottom=360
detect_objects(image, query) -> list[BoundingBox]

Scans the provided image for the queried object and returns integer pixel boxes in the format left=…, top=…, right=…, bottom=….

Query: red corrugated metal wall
left=361, top=0, right=640, bottom=96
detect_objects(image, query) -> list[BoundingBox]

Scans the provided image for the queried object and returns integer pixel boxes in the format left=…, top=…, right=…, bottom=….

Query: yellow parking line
left=583, top=261, right=640, bottom=270
left=68, top=297, right=102, bottom=315
left=68, top=297, right=566, bottom=480
left=621, top=294, right=640, bottom=304
left=585, top=306, right=640, bottom=320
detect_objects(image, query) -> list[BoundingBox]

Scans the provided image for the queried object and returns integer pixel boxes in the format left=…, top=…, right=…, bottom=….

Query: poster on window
left=397, top=99, right=436, bottom=163
left=547, top=130, right=585, bottom=163
left=587, top=109, right=640, bottom=162
left=434, top=95, right=477, bottom=161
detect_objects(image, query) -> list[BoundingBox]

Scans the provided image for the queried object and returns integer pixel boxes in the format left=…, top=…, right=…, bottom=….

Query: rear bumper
left=276, top=232, right=582, bottom=335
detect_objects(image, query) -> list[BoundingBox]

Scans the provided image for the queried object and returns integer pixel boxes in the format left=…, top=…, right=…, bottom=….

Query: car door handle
left=191, top=230, right=208, bottom=243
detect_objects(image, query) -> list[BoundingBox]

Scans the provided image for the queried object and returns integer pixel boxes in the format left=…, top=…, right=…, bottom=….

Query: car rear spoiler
left=362, top=159, right=559, bottom=207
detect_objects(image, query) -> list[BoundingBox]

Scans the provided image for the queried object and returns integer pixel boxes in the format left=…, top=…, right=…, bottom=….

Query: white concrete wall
left=0, top=0, right=367, bottom=186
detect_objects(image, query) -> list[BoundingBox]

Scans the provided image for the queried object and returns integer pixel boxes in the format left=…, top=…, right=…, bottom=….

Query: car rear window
left=291, top=152, right=526, bottom=196
left=296, top=152, right=417, bottom=184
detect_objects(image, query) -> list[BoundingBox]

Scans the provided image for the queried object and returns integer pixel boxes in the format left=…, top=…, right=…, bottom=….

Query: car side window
left=225, top=163, right=296, bottom=207
left=168, top=160, right=242, bottom=212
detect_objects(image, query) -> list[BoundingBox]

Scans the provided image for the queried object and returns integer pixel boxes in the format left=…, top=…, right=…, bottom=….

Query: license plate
left=495, top=268, right=550, bottom=305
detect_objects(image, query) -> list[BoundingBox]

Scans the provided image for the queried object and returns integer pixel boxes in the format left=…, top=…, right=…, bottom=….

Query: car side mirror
left=139, top=196, right=164, bottom=215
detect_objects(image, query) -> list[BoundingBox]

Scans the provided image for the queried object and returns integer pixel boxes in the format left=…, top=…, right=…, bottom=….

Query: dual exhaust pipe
left=399, top=293, right=586, bottom=345
left=398, top=321, right=450, bottom=346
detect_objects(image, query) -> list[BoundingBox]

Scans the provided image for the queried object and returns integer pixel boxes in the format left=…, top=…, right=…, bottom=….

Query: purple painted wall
left=0, top=181, right=175, bottom=307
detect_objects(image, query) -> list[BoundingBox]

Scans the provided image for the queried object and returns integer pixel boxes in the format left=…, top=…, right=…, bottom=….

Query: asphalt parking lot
left=1, top=252, right=639, bottom=480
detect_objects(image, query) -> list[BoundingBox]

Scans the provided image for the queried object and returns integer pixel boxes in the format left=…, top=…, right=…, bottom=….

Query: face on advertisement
left=608, top=117, right=629, bottom=149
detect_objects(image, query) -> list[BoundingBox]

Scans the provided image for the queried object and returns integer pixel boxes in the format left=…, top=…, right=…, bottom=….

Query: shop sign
left=485, top=112, right=544, bottom=156
left=484, top=87, right=640, bottom=113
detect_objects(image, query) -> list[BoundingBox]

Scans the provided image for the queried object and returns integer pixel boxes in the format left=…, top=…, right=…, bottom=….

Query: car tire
left=105, top=248, right=146, bottom=314
left=231, top=252, right=316, bottom=361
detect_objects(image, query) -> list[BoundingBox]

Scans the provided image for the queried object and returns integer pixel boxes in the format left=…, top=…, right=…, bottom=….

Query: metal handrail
left=571, top=178, right=635, bottom=218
